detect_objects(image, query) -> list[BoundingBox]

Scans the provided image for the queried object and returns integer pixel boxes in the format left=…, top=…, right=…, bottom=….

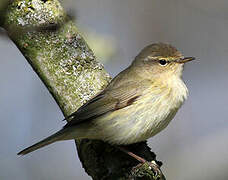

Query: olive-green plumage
left=18, top=43, right=195, bottom=155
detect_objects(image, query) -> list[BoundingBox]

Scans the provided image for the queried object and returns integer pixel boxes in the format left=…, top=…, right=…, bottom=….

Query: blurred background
left=0, top=0, right=228, bottom=179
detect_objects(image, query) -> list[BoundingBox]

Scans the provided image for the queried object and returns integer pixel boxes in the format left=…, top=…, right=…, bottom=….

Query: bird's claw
left=132, top=160, right=163, bottom=179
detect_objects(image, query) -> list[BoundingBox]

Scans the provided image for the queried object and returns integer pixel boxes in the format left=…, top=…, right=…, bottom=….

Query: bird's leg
left=117, top=145, right=164, bottom=178
left=117, top=146, right=146, bottom=163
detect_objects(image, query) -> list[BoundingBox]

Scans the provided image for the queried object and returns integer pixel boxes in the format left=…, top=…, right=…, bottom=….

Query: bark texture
left=0, top=0, right=165, bottom=179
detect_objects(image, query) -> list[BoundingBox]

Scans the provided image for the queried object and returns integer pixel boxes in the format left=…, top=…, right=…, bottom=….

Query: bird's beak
left=177, top=57, right=195, bottom=64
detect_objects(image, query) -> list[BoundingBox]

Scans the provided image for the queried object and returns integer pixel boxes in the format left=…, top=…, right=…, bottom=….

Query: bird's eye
left=159, top=59, right=168, bottom=66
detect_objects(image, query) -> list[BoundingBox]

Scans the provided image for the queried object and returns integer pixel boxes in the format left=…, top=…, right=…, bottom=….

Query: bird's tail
left=17, top=128, right=70, bottom=156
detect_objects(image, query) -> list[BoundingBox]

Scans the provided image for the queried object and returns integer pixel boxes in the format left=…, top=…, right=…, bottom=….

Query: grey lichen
left=3, top=0, right=111, bottom=115
left=7, top=0, right=65, bottom=27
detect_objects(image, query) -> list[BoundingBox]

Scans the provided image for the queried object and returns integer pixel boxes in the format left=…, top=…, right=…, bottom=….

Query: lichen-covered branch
left=0, top=0, right=165, bottom=179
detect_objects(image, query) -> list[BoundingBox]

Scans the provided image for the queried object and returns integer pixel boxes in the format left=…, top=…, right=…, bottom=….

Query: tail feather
left=18, top=129, right=68, bottom=156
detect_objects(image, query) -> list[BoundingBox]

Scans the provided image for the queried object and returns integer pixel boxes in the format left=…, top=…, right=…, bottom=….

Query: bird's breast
left=94, top=77, right=188, bottom=145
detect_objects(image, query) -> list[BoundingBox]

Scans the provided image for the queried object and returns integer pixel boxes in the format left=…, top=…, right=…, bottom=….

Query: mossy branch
left=0, top=0, right=165, bottom=179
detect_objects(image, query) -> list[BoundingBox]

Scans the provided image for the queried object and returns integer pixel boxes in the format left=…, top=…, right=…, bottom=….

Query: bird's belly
left=93, top=93, right=183, bottom=145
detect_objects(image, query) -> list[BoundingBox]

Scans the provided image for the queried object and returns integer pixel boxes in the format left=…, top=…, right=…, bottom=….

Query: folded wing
left=64, top=77, right=151, bottom=128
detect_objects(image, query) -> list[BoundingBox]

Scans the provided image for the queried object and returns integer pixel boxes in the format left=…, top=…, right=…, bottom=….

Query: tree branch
left=1, top=0, right=165, bottom=179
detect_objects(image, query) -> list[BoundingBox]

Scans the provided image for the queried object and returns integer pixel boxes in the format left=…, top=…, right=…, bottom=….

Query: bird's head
left=132, top=43, right=195, bottom=78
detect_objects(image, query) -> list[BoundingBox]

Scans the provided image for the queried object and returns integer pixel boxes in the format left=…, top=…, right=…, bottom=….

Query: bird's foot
left=131, top=161, right=165, bottom=180
left=117, top=146, right=164, bottom=179
left=133, top=160, right=161, bottom=176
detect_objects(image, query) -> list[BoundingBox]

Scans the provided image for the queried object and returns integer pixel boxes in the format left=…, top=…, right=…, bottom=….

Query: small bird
left=18, top=43, right=195, bottom=157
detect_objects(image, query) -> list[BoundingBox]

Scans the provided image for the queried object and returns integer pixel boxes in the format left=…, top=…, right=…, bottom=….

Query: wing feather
left=64, top=76, right=151, bottom=128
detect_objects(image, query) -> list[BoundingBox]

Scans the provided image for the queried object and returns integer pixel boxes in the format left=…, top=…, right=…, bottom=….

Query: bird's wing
left=64, top=78, right=151, bottom=128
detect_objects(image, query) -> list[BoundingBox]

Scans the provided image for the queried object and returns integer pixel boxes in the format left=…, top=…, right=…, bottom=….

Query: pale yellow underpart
left=70, top=74, right=188, bottom=145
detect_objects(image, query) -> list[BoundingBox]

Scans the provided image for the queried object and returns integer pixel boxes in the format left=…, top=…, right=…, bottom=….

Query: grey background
left=0, top=0, right=228, bottom=179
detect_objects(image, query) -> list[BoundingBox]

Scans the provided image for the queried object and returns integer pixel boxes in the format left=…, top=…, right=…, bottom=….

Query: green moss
left=5, top=0, right=64, bottom=27
left=3, top=0, right=111, bottom=116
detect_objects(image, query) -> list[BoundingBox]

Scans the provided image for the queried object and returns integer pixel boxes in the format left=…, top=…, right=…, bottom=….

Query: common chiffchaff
left=18, top=43, right=194, bottom=155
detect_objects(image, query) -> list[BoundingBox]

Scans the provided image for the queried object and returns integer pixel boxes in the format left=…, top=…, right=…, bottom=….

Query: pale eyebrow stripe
left=147, top=56, right=180, bottom=62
